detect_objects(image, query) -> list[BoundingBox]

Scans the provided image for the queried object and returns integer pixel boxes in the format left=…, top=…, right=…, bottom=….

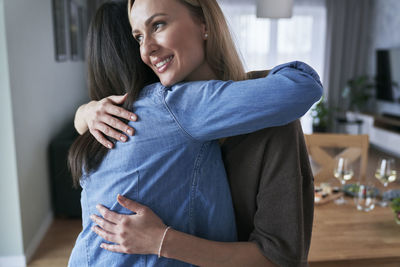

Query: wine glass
left=333, top=157, right=354, bottom=205
left=375, top=158, right=397, bottom=207
left=354, top=183, right=376, bottom=212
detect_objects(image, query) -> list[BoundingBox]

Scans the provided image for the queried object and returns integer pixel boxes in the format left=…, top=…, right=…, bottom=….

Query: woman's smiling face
left=130, top=0, right=215, bottom=86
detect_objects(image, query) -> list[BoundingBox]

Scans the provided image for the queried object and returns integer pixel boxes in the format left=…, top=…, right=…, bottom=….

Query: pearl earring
left=204, top=33, right=208, bottom=39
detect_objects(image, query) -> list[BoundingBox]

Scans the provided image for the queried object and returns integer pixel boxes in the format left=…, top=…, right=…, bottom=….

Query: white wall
left=365, top=0, right=400, bottom=119
left=0, top=0, right=24, bottom=262
left=367, top=0, right=400, bottom=76
left=1, top=0, right=88, bottom=263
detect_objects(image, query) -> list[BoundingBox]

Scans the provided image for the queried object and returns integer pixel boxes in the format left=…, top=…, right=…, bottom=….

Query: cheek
left=176, top=34, right=205, bottom=62
left=187, top=39, right=205, bottom=65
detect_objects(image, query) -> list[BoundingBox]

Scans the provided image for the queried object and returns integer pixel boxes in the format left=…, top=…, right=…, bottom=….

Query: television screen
left=376, top=48, right=400, bottom=102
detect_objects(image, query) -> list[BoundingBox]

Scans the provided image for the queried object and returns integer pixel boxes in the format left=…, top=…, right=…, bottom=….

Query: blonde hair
left=128, top=0, right=246, bottom=81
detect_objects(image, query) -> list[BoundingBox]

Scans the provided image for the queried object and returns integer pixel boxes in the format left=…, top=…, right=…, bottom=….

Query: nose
left=141, top=35, right=158, bottom=58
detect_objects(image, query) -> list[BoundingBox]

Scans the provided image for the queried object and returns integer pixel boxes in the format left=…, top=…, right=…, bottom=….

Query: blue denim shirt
left=68, top=61, right=322, bottom=266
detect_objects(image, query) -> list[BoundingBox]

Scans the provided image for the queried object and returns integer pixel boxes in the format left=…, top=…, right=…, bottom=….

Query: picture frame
left=52, top=0, right=69, bottom=61
left=52, top=0, right=87, bottom=62
left=69, top=0, right=80, bottom=60
left=69, top=0, right=87, bottom=61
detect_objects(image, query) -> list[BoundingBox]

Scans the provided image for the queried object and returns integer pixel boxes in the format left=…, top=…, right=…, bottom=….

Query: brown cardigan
left=221, top=120, right=314, bottom=267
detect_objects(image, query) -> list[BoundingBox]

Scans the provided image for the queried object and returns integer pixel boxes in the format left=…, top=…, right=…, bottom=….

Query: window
left=219, top=3, right=327, bottom=133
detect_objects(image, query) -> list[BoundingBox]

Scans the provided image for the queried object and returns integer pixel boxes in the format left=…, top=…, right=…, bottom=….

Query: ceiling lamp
left=256, top=0, right=294, bottom=19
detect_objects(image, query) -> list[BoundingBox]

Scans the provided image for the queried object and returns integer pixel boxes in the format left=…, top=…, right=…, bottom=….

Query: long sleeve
left=221, top=120, right=314, bottom=266
left=163, top=61, right=322, bottom=141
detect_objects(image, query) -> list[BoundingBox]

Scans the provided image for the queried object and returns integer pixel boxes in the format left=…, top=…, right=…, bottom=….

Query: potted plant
left=342, top=75, right=375, bottom=113
left=311, top=97, right=330, bottom=132
left=391, top=197, right=400, bottom=225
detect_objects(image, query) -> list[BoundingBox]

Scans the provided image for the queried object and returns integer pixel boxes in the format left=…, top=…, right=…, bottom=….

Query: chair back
left=304, top=134, right=369, bottom=183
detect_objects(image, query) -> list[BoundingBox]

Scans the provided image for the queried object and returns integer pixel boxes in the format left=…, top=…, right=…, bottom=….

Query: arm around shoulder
left=163, top=61, right=322, bottom=141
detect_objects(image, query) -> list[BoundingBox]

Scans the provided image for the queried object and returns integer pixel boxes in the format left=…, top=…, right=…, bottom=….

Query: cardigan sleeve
left=248, top=121, right=314, bottom=267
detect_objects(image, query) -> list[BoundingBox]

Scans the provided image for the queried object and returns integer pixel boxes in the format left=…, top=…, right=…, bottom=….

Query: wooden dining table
left=308, top=197, right=400, bottom=266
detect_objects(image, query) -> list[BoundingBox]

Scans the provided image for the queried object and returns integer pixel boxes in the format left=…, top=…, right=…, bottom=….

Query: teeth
left=155, top=56, right=173, bottom=68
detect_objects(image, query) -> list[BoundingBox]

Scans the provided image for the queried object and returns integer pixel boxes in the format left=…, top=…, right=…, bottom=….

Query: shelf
left=373, top=113, right=400, bottom=133
left=345, top=112, right=400, bottom=157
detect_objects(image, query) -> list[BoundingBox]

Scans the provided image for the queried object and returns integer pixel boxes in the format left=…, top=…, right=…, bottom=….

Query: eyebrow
left=132, top=13, right=168, bottom=34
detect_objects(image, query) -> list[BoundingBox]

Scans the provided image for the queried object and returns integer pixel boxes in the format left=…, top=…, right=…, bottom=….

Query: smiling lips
left=153, top=55, right=174, bottom=73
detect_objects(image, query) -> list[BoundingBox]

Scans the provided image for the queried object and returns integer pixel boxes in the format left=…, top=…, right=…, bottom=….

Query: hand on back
left=91, top=195, right=167, bottom=255
left=76, top=70, right=271, bottom=148
left=76, top=94, right=137, bottom=148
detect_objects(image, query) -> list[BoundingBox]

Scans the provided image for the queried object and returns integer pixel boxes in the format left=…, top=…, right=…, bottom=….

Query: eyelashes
left=133, top=34, right=143, bottom=44
left=153, top=21, right=165, bottom=31
left=133, top=21, right=166, bottom=45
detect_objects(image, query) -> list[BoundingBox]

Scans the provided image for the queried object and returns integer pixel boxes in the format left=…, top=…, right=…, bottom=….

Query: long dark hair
left=68, top=0, right=158, bottom=186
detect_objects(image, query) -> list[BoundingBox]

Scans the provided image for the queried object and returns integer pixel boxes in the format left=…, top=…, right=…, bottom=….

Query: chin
left=160, top=80, right=173, bottom=87
left=160, top=76, right=179, bottom=87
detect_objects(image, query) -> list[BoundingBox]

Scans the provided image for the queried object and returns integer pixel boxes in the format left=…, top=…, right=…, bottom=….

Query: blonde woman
left=70, top=0, right=321, bottom=266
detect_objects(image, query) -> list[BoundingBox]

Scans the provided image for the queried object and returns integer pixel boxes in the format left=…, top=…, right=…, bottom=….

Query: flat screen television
left=376, top=48, right=400, bottom=102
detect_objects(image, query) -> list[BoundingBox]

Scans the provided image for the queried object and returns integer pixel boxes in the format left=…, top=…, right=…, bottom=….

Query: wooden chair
left=304, top=134, right=369, bottom=183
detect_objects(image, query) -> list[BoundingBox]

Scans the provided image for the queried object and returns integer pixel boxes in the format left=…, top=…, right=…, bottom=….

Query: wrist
left=158, top=226, right=171, bottom=258
left=75, top=103, right=89, bottom=134
left=158, top=228, right=181, bottom=259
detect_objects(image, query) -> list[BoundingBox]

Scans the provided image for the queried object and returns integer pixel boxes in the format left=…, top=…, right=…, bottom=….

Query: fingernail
left=107, top=143, right=112, bottom=149
left=127, top=129, right=133, bottom=135
left=118, top=194, right=125, bottom=200
left=120, top=136, right=127, bottom=142
left=130, top=115, right=137, bottom=121
left=96, top=204, right=101, bottom=210
left=90, top=215, right=94, bottom=220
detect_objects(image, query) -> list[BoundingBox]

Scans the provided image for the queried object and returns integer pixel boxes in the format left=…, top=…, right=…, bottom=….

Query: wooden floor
left=27, top=146, right=400, bottom=266
left=27, top=219, right=81, bottom=267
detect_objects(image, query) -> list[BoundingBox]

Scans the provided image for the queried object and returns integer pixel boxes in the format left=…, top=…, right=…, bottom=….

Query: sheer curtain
left=323, top=0, right=373, bottom=121
left=218, top=0, right=327, bottom=133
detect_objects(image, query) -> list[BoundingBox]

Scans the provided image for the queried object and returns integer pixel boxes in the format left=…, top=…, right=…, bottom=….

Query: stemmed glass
left=333, top=157, right=354, bottom=205
left=375, top=158, right=397, bottom=207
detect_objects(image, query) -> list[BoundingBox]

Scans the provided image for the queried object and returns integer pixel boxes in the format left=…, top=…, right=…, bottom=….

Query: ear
left=201, top=23, right=208, bottom=40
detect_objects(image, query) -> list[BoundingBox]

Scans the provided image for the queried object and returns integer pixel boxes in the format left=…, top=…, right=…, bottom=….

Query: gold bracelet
left=158, top=226, right=171, bottom=258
